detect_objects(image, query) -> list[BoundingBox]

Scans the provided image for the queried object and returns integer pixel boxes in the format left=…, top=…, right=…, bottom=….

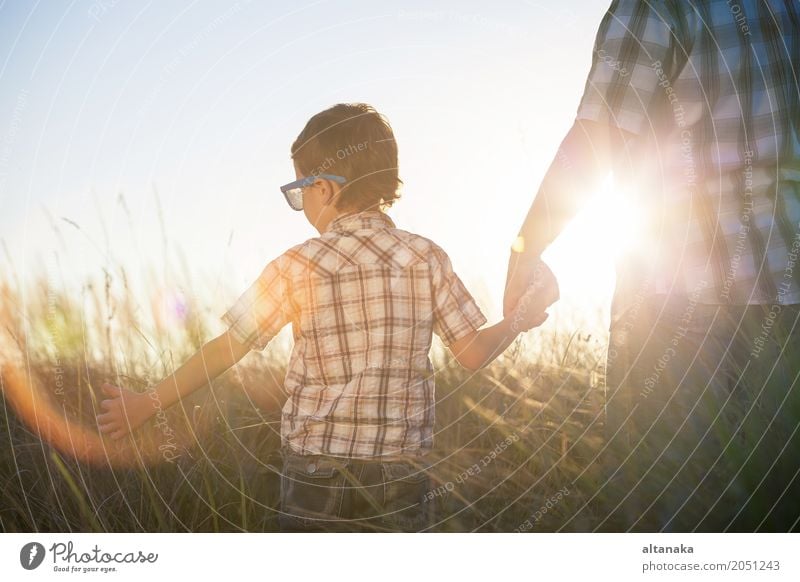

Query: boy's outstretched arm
left=449, top=262, right=559, bottom=371
left=96, top=330, right=251, bottom=440
left=449, top=312, right=547, bottom=371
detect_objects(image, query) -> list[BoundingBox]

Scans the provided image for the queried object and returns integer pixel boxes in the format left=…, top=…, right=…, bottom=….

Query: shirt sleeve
left=576, top=0, right=679, bottom=136
left=220, top=255, right=294, bottom=352
left=430, top=248, right=488, bottom=347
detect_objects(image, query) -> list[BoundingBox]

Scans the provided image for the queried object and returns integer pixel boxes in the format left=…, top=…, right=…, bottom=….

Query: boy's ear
left=319, top=178, right=338, bottom=207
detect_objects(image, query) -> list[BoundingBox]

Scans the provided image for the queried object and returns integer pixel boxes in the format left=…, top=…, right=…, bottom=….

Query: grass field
left=0, top=227, right=614, bottom=533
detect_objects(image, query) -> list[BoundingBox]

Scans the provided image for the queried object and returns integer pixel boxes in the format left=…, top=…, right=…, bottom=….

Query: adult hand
left=96, top=383, right=152, bottom=440
left=503, top=251, right=560, bottom=318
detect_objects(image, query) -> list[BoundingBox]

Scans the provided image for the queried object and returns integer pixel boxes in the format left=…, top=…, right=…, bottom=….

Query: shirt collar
left=325, top=210, right=396, bottom=234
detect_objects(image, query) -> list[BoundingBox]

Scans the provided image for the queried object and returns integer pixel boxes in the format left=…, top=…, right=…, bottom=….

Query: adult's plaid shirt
left=221, top=210, right=487, bottom=458
left=576, top=0, right=800, bottom=316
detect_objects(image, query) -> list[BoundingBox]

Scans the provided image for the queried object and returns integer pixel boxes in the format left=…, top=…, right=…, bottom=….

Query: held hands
left=505, top=256, right=560, bottom=333
left=509, top=308, right=549, bottom=333
left=96, top=383, right=153, bottom=440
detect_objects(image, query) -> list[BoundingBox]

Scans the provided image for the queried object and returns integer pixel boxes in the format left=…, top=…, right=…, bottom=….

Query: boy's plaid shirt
left=576, top=0, right=800, bottom=317
left=221, top=210, right=487, bottom=458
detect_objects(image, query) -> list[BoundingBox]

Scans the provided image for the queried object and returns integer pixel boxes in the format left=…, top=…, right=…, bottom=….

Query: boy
left=96, top=103, right=559, bottom=532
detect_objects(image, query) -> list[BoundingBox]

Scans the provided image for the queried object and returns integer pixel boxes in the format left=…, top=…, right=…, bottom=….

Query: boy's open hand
left=96, top=383, right=152, bottom=440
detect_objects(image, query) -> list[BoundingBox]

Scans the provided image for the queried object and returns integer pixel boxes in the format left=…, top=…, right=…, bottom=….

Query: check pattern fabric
left=221, top=210, right=487, bottom=458
left=576, top=0, right=800, bottom=315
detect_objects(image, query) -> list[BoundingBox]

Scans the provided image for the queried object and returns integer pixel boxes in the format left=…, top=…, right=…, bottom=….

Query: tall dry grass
left=1, top=202, right=612, bottom=532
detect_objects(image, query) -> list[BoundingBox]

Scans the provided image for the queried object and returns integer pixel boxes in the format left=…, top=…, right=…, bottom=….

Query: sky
left=0, top=0, right=622, bottom=336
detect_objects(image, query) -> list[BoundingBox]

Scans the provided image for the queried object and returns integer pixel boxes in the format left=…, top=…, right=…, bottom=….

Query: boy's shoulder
left=273, top=224, right=452, bottom=276
left=387, top=228, right=451, bottom=264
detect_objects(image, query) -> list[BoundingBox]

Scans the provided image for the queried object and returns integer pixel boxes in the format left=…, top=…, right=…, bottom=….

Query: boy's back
left=96, top=102, right=554, bottom=531
left=221, top=209, right=487, bottom=458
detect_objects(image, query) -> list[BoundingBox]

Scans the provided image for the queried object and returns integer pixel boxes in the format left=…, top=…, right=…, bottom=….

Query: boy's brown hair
left=291, top=103, right=401, bottom=211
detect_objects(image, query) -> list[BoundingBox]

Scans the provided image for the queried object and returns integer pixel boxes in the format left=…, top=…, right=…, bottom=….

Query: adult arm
left=504, top=0, right=680, bottom=316
left=503, top=119, right=629, bottom=316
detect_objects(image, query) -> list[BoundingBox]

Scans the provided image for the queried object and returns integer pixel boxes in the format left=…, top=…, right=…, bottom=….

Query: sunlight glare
left=541, top=176, right=643, bottom=330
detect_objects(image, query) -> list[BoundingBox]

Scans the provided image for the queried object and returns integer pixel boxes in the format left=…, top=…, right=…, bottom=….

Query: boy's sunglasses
left=279, top=174, right=347, bottom=211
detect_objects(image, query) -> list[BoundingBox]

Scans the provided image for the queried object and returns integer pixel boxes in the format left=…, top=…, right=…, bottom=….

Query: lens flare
left=1, top=360, right=192, bottom=468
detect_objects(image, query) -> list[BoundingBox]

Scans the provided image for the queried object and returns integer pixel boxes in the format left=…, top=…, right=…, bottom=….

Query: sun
left=541, top=176, right=644, bottom=322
